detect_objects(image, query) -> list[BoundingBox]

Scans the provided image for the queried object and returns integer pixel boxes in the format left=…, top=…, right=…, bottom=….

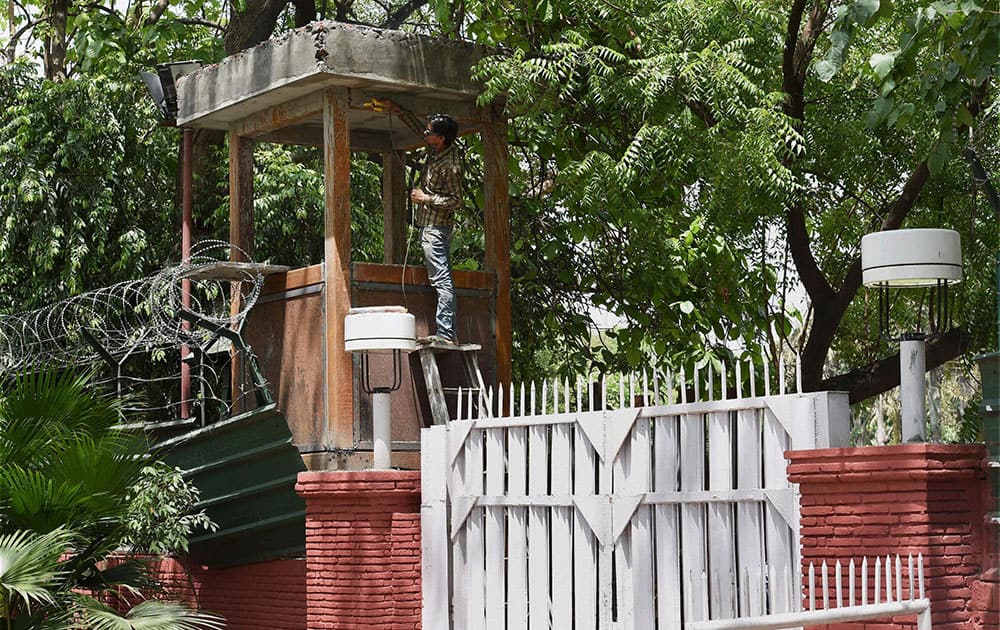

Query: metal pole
left=372, top=390, right=392, bottom=469
left=180, top=127, right=193, bottom=419
left=899, top=336, right=926, bottom=442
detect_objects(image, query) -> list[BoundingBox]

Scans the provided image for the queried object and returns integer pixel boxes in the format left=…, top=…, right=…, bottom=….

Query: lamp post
left=861, top=229, right=963, bottom=442
left=344, top=306, right=416, bottom=470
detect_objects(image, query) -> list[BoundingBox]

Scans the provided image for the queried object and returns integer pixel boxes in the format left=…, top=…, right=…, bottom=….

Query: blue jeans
left=420, top=226, right=456, bottom=341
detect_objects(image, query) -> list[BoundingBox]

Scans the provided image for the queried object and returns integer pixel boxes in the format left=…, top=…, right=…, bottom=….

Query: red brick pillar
left=295, top=471, right=422, bottom=630
left=787, top=444, right=997, bottom=630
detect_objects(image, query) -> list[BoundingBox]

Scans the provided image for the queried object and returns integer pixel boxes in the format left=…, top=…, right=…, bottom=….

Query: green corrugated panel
left=158, top=404, right=306, bottom=567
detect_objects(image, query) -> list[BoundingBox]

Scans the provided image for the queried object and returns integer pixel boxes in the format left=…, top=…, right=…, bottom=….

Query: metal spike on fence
left=795, top=352, right=803, bottom=394
left=809, top=562, right=816, bottom=611
left=601, top=375, right=607, bottom=410
left=708, top=362, right=714, bottom=401
left=518, top=381, right=524, bottom=417
left=821, top=561, right=829, bottom=609
left=849, top=558, right=856, bottom=607
left=564, top=378, right=570, bottom=414
left=835, top=560, right=842, bottom=607
left=497, top=383, right=504, bottom=419
left=618, top=372, right=625, bottom=409
left=874, top=556, right=881, bottom=605
left=653, top=369, right=661, bottom=405
left=629, top=371, right=636, bottom=407
left=680, top=366, right=688, bottom=404
left=467, top=386, right=473, bottom=420
left=694, top=365, right=701, bottom=402
left=530, top=380, right=537, bottom=416
left=762, top=352, right=770, bottom=396
left=862, top=557, right=869, bottom=605
left=885, top=554, right=893, bottom=603
left=779, top=355, right=786, bottom=395
left=918, top=553, right=925, bottom=598
left=749, top=355, right=756, bottom=398
left=721, top=361, right=728, bottom=400
left=577, top=377, right=583, bottom=413
left=908, top=554, right=915, bottom=600
left=456, top=387, right=463, bottom=421
left=486, top=385, right=494, bottom=419
left=478, top=387, right=485, bottom=420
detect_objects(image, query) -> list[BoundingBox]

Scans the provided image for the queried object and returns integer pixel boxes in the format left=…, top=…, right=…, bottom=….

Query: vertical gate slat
left=450, top=425, right=469, bottom=630
left=708, top=410, right=737, bottom=619
left=598, top=411, right=614, bottom=629
left=485, top=426, right=506, bottom=629
left=422, top=426, right=449, bottom=629
left=508, top=425, right=529, bottom=628
left=551, top=420, right=573, bottom=629
left=763, top=407, right=794, bottom=615
left=613, top=427, right=634, bottom=628
left=681, top=412, right=708, bottom=622
left=465, top=427, right=485, bottom=629
left=574, top=419, right=598, bottom=630
left=629, top=417, right=655, bottom=628
left=654, top=415, right=682, bottom=628
left=528, top=421, right=550, bottom=629
left=736, top=408, right=765, bottom=617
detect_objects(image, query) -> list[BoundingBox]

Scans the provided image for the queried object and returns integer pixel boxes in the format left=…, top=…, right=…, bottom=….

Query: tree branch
left=177, top=16, right=225, bottom=32
left=787, top=202, right=834, bottom=303
left=821, top=327, right=971, bottom=403
left=380, top=0, right=427, bottom=30
left=143, top=0, right=169, bottom=25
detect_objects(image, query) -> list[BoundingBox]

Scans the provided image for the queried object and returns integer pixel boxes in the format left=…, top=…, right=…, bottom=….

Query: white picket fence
left=421, top=363, right=851, bottom=629
left=687, top=554, right=931, bottom=629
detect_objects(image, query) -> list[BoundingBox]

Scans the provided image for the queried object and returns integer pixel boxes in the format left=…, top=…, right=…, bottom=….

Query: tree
left=0, top=369, right=222, bottom=629
left=446, top=0, right=997, bottom=398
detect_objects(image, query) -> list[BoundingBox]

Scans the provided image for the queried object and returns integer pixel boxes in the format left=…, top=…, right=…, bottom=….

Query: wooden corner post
left=482, top=108, right=512, bottom=390
left=229, top=127, right=255, bottom=414
left=323, top=89, right=353, bottom=451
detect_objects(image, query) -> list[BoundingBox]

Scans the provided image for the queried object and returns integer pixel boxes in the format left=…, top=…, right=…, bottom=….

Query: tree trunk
left=45, top=0, right=69, bottom=81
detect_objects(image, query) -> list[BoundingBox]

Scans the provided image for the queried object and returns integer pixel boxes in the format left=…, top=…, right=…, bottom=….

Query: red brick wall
left=295, top=470, right=422, bottom=630
left=787, top=444, right=998, bottom=630
left=147, top=557, right=306, bottom=629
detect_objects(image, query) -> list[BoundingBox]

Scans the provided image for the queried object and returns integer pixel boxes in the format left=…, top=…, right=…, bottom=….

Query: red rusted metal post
left=181, top=127, right=193, bottom=419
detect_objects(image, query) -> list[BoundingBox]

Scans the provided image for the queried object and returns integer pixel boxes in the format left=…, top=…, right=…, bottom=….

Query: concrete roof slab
left=177, top=21, right=491, bottom=131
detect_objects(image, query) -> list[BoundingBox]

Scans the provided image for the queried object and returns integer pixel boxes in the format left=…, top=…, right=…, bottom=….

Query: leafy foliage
left=0, top=64, right=178, bottom=311
left=0, top=370, right=221, bottom=629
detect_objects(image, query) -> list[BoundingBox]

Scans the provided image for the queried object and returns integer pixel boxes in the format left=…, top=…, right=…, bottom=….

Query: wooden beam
left=234, top=91, right=324, bottom=138
left=229, top=129, right=255, bottom=260
left=323, top=88, right=354, bottom=453
left=481, top=108, right=512, bottom=391
left=257, top=126, right=401, bottom=154
left=382, top=150, right=408, bottom=264
left=229, top=128, right=255, bottom=414
left=348, top=88, right=488, bottom=127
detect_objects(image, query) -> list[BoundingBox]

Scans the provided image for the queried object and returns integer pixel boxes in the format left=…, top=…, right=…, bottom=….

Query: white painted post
left=681, top=412, right=708, bottom=621
left=372, top=391, right=391, bottom=469
left=899, top=337, right=927, bottom=442
left=421, top=426, right=449, bottom=629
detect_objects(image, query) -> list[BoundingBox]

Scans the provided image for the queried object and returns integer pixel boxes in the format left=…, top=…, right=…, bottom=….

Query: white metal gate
left=422, top=371, right=849, bottom=629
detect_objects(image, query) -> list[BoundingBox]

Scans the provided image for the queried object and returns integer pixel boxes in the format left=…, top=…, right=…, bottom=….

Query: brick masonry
left=787, top=444, right=998, bottom=630
left=295, top=470, right=422, bottom=630
left=129, top=556, right=306, bottom=629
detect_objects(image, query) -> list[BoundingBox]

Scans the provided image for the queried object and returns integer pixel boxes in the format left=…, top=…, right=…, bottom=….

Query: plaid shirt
left=415, top=143, right=464, bottom=228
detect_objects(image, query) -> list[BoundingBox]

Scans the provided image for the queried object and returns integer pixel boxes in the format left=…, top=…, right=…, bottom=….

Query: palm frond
left=0, top=527, right=74, bottom=616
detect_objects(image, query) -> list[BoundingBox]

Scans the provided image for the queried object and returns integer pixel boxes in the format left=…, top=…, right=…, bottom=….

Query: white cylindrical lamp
left=344, top=306, right=416, bottom=470
left=861, top=229, right=962, bottom=443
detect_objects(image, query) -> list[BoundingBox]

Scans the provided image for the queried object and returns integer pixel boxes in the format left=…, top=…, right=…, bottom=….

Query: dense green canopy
left=0, top=0, right=996, bottom=414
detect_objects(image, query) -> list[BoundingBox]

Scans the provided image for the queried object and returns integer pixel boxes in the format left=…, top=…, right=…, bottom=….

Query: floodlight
left=139, top=61, right=204, bottom=120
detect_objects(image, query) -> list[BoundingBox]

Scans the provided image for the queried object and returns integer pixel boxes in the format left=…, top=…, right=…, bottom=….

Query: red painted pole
left=181, top=127, right=193, bottom=420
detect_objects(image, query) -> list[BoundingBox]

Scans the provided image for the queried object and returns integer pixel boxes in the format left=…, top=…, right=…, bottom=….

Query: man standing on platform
left=410, top=113, right=463, bottom=344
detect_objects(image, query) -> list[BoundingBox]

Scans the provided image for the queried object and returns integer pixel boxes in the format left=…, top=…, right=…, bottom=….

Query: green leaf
left=869, top=51, right=897, bottom=79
